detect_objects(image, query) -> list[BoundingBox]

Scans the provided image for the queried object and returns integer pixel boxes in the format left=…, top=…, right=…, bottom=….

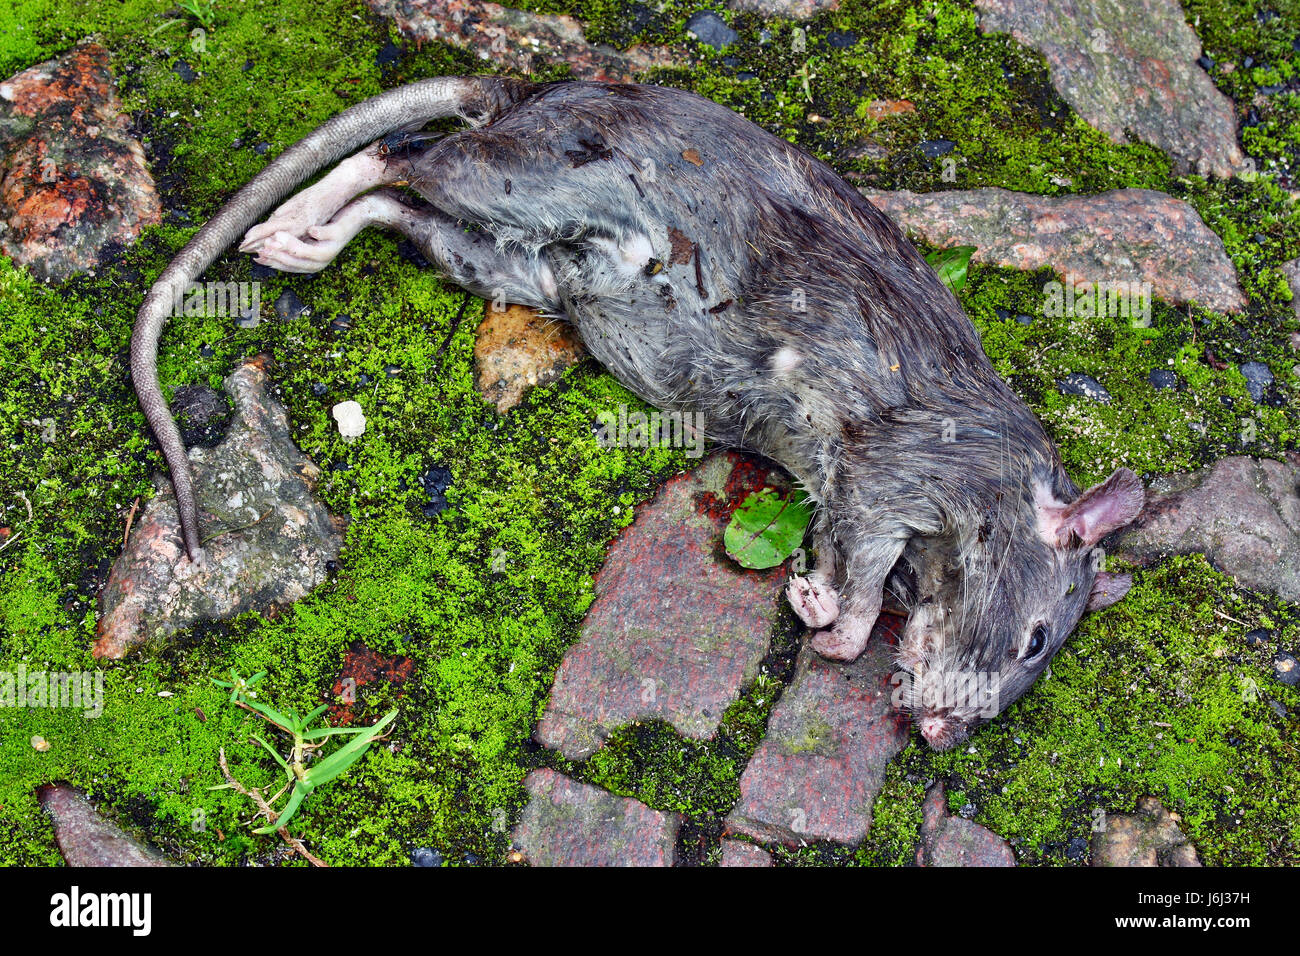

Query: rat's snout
left=917, top=708, right=969, bottom=751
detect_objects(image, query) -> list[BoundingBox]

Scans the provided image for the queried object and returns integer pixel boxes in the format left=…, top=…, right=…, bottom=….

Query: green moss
left=895, top=555, right=1300, bottom=865
left=1, top=0, right=1297, bottom=866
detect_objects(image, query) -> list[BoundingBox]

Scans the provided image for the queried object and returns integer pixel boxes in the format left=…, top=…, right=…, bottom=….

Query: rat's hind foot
left=239, top=145, right=398, bottom=255
left=786, top=574, right=839, bottom=628
left=809, top=613, right=874, bottom=661
left=249, top=189, right=403, bottom=273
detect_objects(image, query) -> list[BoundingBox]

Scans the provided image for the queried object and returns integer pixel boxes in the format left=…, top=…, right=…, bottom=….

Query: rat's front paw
left=809, top=616, right=871, bottom=661
left=786, top=575, right=839, bottom=628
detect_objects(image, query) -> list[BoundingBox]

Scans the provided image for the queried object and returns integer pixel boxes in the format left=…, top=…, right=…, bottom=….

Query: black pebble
left=311, top=382, right=328, bottom=396
left=1245, top=628, right=1273, bottom=646
left=376, top=42, right=401, bottom=67
left=358, top=374, right=370, bottom=386
left=1148, top=368, right=1178, bottom=389
left=827, top=30, right=858, bottom=48
left=410, top=848, right=443, bottom=867
left=1014, top=313, right=1033, bottom=325
left=325, top=560, right=338, bottom=573
left=242, top=59, right=255, bottom=72
left=1057, top=373, right=1112, bottom=403
left=250, top=261, right=277, bottom=280
left=275, top=289, right=308, bottom=322
left=331, top=460, right=350, bottom=472
left=254, top=142, right=270, bottom=155
left=420, top=465, right=453, bottom=515
left=1196, top=54, right=1214, bottom=70
left=1239, top=361, right=1273, bottom=403
left=919, top=139, right=956, bottom=158
left=172, top=60, right=196, bottom=84
left=1065, top=837, right=1089, bottom=861
left=199, top=344, right=214, bottom=358
left=329, top=314, right=353, bottom=334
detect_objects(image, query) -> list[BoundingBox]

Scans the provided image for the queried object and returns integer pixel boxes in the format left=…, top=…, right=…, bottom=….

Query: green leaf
left=302, top=710, right=398, bottom=789
left=253, top=782, right=309, bottom=834
left=925, top=245, right=977, bottom=293
left=724, top=488, right=813, bottom=570
left=301, top=703, right=331, bottom=727
left=251, top=734, right=291, bottom=773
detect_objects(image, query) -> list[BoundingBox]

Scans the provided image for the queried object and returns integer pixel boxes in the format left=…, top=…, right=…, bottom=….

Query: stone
left=364, top=0, right=685, bottom=82
left=512, top=768, right=680, bottom=866
left=38, top=784, right=173, bottom=866
left=975, top=0, right=1244, bottom=178
left=1282, top=257, right=1300, bottom=322
left=1091, top=796, right=1201, bottom=866
left=473, top=304, right=586, bottom=414
left=1274, top=651, right=1299, bottom=688
left=719, top=838, right=773, bottom=866
left=94, top=358, right=346, bottom=658
left=725, top=614, right=911, bottom=846
left=1238, top=361, right=1273, bottom=403
left=0, top=42, right=162, bottom=281
left=685, top=11, right=738, bottom=49
left=1057, top=372, right=1111, bottom=403
left=861, top=187, right=1244, bottom=313
left=727, top=0, right=839, bottom=19
left=1115, top=454, right=1300, bottom=602
left=535, top=452, right=791, bottom=759
left=916, top=783, right=1016, bottom=866
left=332, top=400, right=366, bottom=441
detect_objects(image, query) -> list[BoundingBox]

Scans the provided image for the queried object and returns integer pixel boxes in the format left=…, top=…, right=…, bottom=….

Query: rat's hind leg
left=239, top=144, right=403, bottom=255
left=251, top=187, right=561, bottom=311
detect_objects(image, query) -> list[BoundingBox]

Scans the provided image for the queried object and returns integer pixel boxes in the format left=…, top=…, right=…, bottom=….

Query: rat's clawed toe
left=786, top=574, right=839, bottom=628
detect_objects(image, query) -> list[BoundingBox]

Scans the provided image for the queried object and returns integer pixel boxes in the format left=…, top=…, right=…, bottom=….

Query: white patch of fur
left=769, top=346, right=802, bottom=373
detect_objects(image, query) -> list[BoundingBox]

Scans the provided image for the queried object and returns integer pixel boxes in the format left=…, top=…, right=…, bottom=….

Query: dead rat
left=130, top=76, right=1145, bottom=749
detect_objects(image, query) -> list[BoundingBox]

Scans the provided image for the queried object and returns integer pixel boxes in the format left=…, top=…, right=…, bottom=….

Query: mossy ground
left=0, top=0, right=1296, bottom=865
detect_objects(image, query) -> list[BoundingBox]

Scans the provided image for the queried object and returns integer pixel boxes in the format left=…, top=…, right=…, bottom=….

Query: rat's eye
left=1026, top=624, right=1048, bottom=659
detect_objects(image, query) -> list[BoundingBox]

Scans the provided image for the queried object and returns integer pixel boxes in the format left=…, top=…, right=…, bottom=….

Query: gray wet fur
left=131, top=77, right=1145, bottom=748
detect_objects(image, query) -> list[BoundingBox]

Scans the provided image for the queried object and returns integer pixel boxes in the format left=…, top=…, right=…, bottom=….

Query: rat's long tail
left=131, top=76, right=534, bottom=561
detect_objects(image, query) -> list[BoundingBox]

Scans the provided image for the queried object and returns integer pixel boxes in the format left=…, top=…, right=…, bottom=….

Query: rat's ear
left=1037, top=468, right=1145, bottom=548
left=1087, top=571, right=1133, bottom=611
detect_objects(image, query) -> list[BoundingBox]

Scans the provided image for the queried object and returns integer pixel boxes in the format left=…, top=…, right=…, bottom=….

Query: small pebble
left=329, top=313, right=353, bottom=334
left=375, top=41, right=401, bottom=67
left=685, top=11, right=737, bottom=48
left=332, top=401, right=366, bottom=441
left=172, top=60, right=196, bottom=84
left=1239, top=361, right=1272, bottom=403
left=1245, top=628, right=1273, bottom=646
left=826, top=30, right=858, bottom=48
left=274, top=289, right=309, bottom=322
left=1274, top=651, right=1299, bottom=687
left=919, top=139, right=956, bottom=158
left=1148, top=368, right=1178, bottom=389
left=1057, top=373, right=1112, bottom=403
left=410, top=847, right=444, bottom=867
